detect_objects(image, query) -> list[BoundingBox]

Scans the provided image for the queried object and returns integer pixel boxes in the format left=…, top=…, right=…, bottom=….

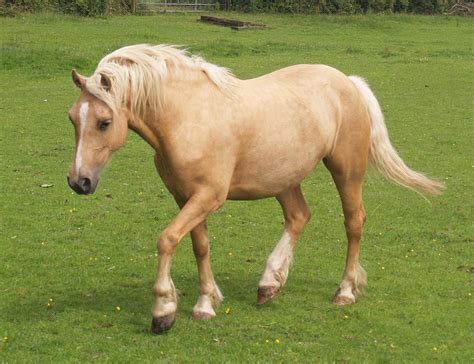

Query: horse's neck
left=128, top=113, right=162, bottom=152
left=130, top=67, right=229, bottom=153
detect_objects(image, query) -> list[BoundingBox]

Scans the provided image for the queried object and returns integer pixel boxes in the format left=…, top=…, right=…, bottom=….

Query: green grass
left=1, top=12, right=473, bottom=362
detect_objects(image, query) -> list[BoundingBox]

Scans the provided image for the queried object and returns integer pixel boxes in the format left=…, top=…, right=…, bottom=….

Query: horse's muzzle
left=67, top=175, right=97, bottom=195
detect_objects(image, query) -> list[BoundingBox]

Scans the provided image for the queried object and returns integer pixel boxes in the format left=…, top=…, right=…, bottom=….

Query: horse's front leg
left=151, top=191, right=223, bottom=334
left=191, top=221, right=223, bottom=320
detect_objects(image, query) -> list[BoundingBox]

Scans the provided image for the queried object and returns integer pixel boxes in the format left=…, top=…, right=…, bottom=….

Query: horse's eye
left=98, top=120, right=111, bottom=131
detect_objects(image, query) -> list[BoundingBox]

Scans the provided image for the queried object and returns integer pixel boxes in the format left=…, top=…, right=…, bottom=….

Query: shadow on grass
left=3, top=266, right=339, bottom=335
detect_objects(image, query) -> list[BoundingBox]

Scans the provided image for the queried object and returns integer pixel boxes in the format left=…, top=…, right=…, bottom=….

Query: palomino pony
left=67, top=45, right=443, bottom=333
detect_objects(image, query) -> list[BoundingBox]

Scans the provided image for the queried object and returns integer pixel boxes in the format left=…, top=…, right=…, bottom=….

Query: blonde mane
left=85, top=44, right=235, bottom=118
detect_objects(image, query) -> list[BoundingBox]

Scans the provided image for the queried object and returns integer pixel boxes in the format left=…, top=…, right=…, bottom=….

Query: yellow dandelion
left=228, top=252, right=233, bottom=256
left=275, top=338, right=281, bottom=344
left=160, top=351, right=164, bottom=356
left=344, top=314, right=349, bottom=319
left=381, top=266, right=385, bottom=270
left=225, top=307, right=231, bottom=314
left=3, top=336, right=8, bottom=343
left=265, top=339, right=269, bottom=343
left=433, top=347, right=438, bottom=352
left=468, top=293, right=472, bottom=297
left=116, top=306, right=121, bottom=311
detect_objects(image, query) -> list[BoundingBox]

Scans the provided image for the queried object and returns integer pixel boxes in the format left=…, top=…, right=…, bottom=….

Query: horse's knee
left=192, top=241, right=209, bottom=259
left=157, top=230, right=179, bottom=255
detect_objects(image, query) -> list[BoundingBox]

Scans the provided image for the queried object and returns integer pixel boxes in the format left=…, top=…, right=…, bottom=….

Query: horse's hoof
left=257, top=286, right=279, bottom=305
left=151, top=313, right=176, bottom=334
left=191, top=311, right=214, bottom=320
left=332, top=293, right=356, bottom=306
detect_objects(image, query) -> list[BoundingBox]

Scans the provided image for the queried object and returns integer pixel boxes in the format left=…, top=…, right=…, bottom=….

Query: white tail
left=349, top=76, right=444, bottom=196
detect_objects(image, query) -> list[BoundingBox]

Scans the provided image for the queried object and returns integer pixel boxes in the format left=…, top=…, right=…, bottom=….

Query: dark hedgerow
left=0, top=0, right=464, bottom=16
left=2, top=0, right=131, bottom=16
left=229, top=0, right=459, bottom=13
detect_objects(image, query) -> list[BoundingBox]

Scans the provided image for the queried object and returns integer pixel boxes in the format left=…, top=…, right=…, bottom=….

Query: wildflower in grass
left=433, top=347, right=438, bottom=352
left=225, top=307, right=231, bottom=314
left=116, top=306, right=121, bottom=311
left=160, top=351, right=164, bottom=356
left=344, top=314, right=349, bottom=319
left=381, top=266, right=385, bottom=270
left=265, top=339, right=269, bottom=343
left=47, top=298, right=54, bottom=309
left=3, top=336, right=8, bottom=343
left=275, top=338, right=281, bottom=344
left=228, top=252, right=233, bottom=256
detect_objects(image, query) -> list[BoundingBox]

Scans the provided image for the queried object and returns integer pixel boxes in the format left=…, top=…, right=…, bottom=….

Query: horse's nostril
left=79, top=177, right=92, bottom=194
left=67, top=176, right=95, bottom=195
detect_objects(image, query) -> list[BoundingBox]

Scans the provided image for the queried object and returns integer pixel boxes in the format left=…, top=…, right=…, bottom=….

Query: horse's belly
left=227, top=145, right=323, bottom=200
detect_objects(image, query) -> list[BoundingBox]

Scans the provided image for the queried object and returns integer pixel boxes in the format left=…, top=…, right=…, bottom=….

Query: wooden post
left=131, top=0, right=137, bottom=14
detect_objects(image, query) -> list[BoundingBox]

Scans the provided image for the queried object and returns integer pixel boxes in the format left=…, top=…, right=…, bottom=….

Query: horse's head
left=67, top=70, right=128, bottom=195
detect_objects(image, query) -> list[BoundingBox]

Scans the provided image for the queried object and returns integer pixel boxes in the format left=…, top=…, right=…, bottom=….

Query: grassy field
left=1, top=12, right=473, bottom=362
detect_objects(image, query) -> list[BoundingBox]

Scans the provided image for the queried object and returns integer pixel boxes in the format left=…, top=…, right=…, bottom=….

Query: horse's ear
left=100, top=73, right=112, bottom=92
left=72, top=69, right=86, bottom=89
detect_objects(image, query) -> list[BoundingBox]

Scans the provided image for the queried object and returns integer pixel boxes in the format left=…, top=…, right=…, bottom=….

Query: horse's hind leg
left=324, top=153, right=368, bottom=305
left=257, top=185, right=311, bottom=305
left=190, top=221, right=224, bottom=320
